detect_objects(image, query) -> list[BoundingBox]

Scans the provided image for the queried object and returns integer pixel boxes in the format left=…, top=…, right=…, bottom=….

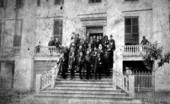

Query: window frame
left=124, top=0, right=138, bottom=2
left=16, top=0, right=24, bottom=8
left=88, top=0, right=102, bottom=4
left=37, top=0, right=41, bottom=7
left=0, top=0, right=4, bottom=8
left=125, top=16, right=139, bottom=45
left=53, top=19, right=63, bottom=43
left=0, top=21, right=2, bottom=47
left=13, top=19, right=23, bottom=47
left=54, top=0, right=64, bottom=5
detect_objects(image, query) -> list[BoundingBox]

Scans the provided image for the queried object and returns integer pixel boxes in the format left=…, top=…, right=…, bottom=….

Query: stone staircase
left=34, top=72, right=142, bottom=104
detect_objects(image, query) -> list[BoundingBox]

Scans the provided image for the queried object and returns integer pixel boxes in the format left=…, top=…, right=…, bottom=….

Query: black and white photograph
left=0, top=0, right=170, bottom=104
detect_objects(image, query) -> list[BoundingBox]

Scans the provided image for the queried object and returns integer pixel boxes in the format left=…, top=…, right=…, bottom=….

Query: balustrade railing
left=113, top=70, right=135, bottom=97
left=123, top=45, right=147, bottom=56
left=35, top=59, right=61, bottom=93
left=0, top=47, right=20, bottom=57
left=35, top=46, right=63, bottom=57
left=134, top=72, right=154, bottom=92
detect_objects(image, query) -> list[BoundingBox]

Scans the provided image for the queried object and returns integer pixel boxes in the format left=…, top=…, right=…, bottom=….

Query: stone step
left=56, top=80, right=113, bottom=84
left=41, top=90, right=125, bottom=95
left=48, top=87, right=119, bottom=92
left=58, top=72, right=113, bottom=77
left=35, top=93, right=131, bottom=100
left=55, top=84, right=112, bottom=88
left=34, top=98, right=142, bottom=104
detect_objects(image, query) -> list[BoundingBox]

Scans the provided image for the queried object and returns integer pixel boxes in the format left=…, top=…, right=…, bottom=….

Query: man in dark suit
left=109, top=35, right=116, bottom=70
left=85, top=50, right=92, bottom=80
left=94, top=53, right=104, bottom=80
left=77, top=51, right=84, bottom=79
left=68, top=51, right=76, bottom=80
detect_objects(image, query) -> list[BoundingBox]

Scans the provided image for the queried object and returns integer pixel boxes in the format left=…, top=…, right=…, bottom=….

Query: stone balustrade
left=35, top=62, right=60, bottom=93
left=123, top=45, right=147, bottom=56
left=113, top=70, right=135, bottom=97
left=34, top=46, right=64, bottom=57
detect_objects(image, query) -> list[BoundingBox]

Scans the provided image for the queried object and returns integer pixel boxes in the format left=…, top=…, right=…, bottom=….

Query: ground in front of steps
left=1, top=90, right=170, bottom=104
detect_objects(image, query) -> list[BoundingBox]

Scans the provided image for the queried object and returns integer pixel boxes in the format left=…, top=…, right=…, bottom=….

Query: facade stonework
left=0, top=0, right=170, bottom=91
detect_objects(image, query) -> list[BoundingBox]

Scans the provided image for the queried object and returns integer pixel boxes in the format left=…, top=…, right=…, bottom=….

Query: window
left=53, top=20, right=63, bottom=42
left=125, top=0, right=138, bottom=1
left=0, top=21, right=2, bottom=47
left=125, top=17, right=139, bottom=45
left=89, top=0, right=101, bottom=3
left=37, top=0, right=41, bottom=6
left=0, top=0, right=4, bottom=8
left=16, top=0, right=24, bottom=8
left=0, top=62, right=1, bottom=75
left=13, top=20, right=22, bottom=47
left=54, top=0, right=64, bottom=5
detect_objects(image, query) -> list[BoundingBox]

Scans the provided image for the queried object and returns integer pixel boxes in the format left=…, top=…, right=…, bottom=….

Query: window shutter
left=13, top=20, right=22, bottom=47
left=53, top=20, right=63, bottom=42
left=0, top=0, right=4, bottom=7
left=125, top=17, right=139, bottom=45
left=13, top=35, right=21, bottom=46
left=16, top=0, right=24, bottom=8
left=55, top=0, right=64, bottom=5
left=37, top=0, right=41, bottom=6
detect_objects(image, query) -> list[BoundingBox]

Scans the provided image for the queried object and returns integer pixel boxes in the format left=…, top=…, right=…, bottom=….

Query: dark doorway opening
left=123, top=61, right=152, bottom=74
left=89, top=33, right=103, bottom=37
left=86, top=26, right=103, bottom=37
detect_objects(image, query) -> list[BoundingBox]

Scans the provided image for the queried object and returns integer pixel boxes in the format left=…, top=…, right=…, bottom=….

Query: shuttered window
left=125, top=17, right=139, bottom=45
left=54, top=0, right=64, bottom=5
left=53, top=19, right=63, bottom=42
left=13, top=20, right=22, bottom=47
left=125, top=0, right=138, bottom=1
left=0, top=0, right=4, bottom=8
left=37, top=0, right=41, bottom=6
left=0, top=21, right=2, bottom=47
left=16, top=0, right=24, bottom=8
left=89, top=0, right=101, bottom=3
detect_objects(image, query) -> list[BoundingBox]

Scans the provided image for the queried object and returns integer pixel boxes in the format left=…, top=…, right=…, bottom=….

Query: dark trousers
left=95, top=65, right=102, bottom=80
left=86, top=64, right=91, bottom=80
left=70, top=69, right=75, bottom=79
left=79, top=66, right=83, bottom=79
left=104, top=64, right=110, bottom=77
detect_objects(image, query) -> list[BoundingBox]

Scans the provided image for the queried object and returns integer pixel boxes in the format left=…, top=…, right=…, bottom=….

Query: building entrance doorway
left=89, top=33, right=103, bottom=37
left=86, top=26, right=103, bottom=37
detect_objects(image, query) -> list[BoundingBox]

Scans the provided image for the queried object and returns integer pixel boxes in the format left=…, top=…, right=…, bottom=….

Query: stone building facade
left=0, top=0, right=170, bottom=92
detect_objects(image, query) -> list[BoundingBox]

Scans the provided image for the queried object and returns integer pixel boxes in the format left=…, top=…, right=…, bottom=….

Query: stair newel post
left=35, top=74, right=42, bottom=94
left=128, top=74, right=135, bottom=98
left=51, top=67, right=55, bottom=88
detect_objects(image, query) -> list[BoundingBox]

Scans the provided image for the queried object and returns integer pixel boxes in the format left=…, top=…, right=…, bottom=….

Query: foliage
left=143, top=42, right=170, bottom=69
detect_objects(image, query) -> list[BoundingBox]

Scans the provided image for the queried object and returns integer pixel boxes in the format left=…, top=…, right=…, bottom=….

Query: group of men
left=58, top=33, right=116, bottom=80
left=48, top=37, right=61, bottom=48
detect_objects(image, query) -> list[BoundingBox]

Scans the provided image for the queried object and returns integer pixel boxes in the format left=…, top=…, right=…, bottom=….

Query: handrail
left=35, top=57, right=61, bottom=93
left=113, top=70, right=135, bottom=97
